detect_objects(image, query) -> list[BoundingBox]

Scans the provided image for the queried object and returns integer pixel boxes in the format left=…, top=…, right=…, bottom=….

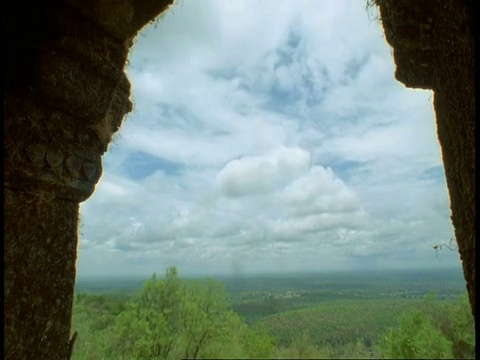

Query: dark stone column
left=376, top=0, right=475, bottom=318
left=4, top=1, right=173, bottom=358
left=430, top=1, right=475, bottom=318
left=4, top=191, right=79, bottom=359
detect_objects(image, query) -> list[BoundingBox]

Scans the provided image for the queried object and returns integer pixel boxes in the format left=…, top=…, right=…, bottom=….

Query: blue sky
left=77, top=0, right=461, bottom=277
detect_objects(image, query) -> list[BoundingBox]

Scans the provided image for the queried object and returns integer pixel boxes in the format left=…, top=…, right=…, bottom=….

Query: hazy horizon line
left=76, top=265, right=464, bottom=280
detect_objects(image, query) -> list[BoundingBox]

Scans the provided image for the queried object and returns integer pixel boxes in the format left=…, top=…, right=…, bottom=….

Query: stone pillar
left=4, top=1, right=173, bottom=358
left=376, top=0, right=475, bottom=318
left=430, top=1, right=475, bottom=318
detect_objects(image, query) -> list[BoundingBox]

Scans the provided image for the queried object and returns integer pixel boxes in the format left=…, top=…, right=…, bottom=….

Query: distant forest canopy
left=75, top=266, right=466, bottom=294
left=71, top=266, right=474, bottom=359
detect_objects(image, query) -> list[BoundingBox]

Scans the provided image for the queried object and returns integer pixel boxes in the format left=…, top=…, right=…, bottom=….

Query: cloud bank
left=78, top=0, right=459, bottom=277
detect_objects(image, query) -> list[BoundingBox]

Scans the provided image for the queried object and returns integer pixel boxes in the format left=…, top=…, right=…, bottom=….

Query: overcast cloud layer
left=78, top=0, right=461, bottom=277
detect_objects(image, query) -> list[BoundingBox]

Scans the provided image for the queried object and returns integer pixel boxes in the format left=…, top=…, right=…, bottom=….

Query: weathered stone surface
left=64, top=0, right=174, bottom=40
left=376, top=0, right=438, bottom=89
left=4, top=1, right=174, bottom=358
left=376, top=0, right=475, bottom=316
left=4, top=190, right=79, bottom=359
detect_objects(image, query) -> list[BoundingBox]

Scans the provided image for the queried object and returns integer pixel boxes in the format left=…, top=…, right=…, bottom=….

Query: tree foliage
left=72, top=269, right=474, bottom=360
left=379, top=293, right=475, bottom=359
left=380, top=309, right=453, bottom=359
left=417, top=293, right=476, bottom=359
left=104, top=266, right=275, bottom=359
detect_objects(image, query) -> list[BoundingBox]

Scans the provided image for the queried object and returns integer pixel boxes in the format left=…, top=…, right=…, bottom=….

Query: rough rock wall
left=376, top=0, right=475, bottom=318
left=3, top=0, right=475, bottom=358
left=4, top=1, right=173, bottom=358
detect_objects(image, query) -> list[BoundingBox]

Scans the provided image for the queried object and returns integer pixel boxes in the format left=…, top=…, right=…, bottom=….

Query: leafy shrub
left=380, top=309, right=453, bottom=359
